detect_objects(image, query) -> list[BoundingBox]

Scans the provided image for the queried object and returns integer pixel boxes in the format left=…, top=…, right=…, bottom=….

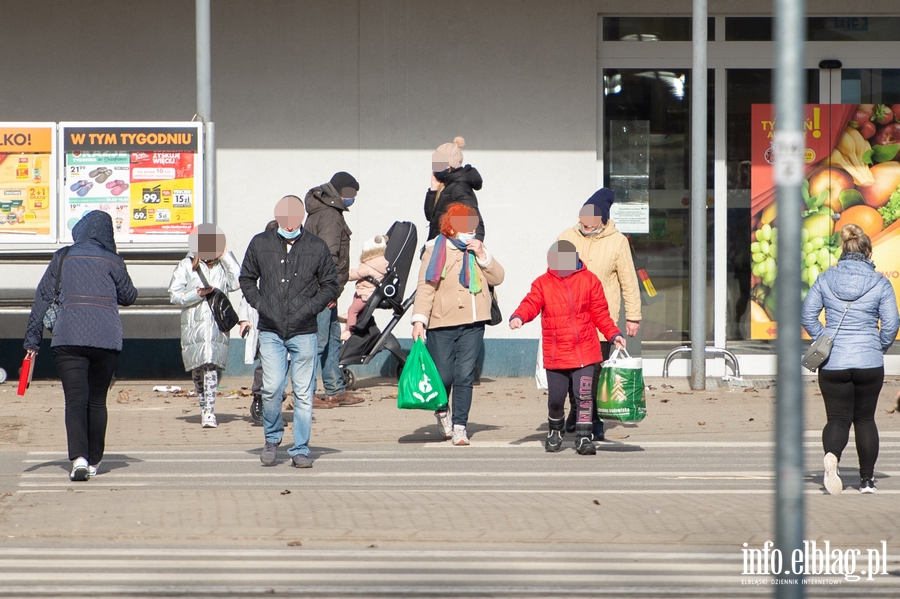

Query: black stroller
left=339, top=220, right=418, bottom=389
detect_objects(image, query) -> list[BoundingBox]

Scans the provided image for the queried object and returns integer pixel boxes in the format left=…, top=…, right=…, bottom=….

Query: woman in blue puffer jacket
left=802, top=223, right=899, bottom=495
left=24, top=210, right=137, bottom=482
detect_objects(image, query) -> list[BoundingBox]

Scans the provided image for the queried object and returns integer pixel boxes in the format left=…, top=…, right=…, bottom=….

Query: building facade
left=2, top=1, right=899, bottom=379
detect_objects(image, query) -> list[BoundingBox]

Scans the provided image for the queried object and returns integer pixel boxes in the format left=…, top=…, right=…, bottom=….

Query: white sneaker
left=452, top=424, right=470, bottom=446
left=69, top=457, right=89, bottom=481
left=201, top=412, right=218, bottom=428
left=435, top=411, right=452, bottom=439
left=87, top=463, right=100, bottom=477
left=823, top=453, right=843, bottom=495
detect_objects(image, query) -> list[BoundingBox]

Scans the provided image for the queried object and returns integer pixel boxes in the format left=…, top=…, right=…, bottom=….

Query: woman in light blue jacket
left=802, top=224, right=899, bottom=495
left=169, top=225, right=241, bottom=429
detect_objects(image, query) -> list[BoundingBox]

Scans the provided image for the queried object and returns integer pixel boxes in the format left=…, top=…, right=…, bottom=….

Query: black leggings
left=53, top=345, right=119, bottom=465
left=818, top=366, right=883, bottom=480
left=548, top=365, right=596, bottom=421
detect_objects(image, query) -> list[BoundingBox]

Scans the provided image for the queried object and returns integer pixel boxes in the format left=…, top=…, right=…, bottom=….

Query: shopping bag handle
left=607, top=347, right=631, bottom=361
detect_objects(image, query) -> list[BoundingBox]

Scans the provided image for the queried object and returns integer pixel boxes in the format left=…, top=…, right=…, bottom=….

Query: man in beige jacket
left=557, top=188, right=641, bottom=440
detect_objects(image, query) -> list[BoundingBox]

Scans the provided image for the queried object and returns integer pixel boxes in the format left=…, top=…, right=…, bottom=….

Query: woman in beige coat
left=411, top=203, right=504, bottom=446
left=557, top=188, right=641, bottom=440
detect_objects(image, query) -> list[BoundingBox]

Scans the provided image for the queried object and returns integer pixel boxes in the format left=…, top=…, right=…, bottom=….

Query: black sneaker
left=860, top=478, right=877, bottom=494
left=575, top=437, right=596, bottom=456
left=260, top=441, right=278, bottom=466
left=592, top=419, right=605, bottom=442
left=545, top=430, right=563, bottom=452
left=291, top=454, right=313, bottom=469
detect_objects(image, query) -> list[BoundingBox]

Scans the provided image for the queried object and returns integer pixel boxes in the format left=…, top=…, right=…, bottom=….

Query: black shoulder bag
left=195, top=267, right=240, bottom=333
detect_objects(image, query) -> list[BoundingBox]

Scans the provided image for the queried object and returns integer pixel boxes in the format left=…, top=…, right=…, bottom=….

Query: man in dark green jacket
left=304, top=172, right=363, bottom=406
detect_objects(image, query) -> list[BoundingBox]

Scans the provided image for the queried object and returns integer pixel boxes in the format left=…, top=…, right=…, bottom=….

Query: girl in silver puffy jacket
left=168, top=230, right=241, bottom=428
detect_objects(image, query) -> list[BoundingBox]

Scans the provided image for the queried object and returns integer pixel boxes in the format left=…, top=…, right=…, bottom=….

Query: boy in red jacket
left=510, top=240, right=626, bottom=454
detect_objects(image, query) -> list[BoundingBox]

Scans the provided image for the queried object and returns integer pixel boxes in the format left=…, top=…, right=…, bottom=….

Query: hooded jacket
left=239, top=227, right=339, bottom=339
left=24, top=211, right=137, bottom=352
left=801, top=256, right=899, bottom=370
left=168, top=251, right=241, bottom=371
left=304, top=182, right=351, bottom=297
left=511, top=264, right=622, bottom=370
left=557, top=219, right=641, bottom=340
left=424, top=165, right=486, bottom=241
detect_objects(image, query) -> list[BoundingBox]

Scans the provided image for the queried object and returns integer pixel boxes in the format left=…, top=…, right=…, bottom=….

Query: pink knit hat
left=432, top=136, right=466, bottom=169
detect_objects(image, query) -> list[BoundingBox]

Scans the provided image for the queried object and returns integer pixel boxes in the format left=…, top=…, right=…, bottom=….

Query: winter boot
left=545, top=418, right=565, bottom=452
left=574, top=423, right=596, bottom=455
left=250, top=394, right=263, bottom=425
left=592, top=417, right=605, bottom=442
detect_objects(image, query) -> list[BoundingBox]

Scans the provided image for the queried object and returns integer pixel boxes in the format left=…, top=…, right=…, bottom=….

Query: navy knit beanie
left=584, top=187, right=615, bottom=224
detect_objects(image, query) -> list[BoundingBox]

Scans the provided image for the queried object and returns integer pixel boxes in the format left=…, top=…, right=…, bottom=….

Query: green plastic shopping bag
left=596, top=348, right=646, bottom=422
left=397, top=339, right=449, bottom=410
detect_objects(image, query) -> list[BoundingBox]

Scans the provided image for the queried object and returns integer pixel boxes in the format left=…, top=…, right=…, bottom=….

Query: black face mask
left=433, top=168, right=452, bottom=182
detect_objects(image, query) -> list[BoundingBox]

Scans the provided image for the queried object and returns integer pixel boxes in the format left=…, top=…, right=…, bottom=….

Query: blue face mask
left=342, top=198, right=355, bottom=208
left=278, top=226, right=302, bottom=240
left=457, top=232, right=476, bottom=243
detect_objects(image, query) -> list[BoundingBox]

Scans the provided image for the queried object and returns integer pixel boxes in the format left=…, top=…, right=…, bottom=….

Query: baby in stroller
left=338, top=221, right=418, bottom=389
left=342, top=234, right=389, bottom=341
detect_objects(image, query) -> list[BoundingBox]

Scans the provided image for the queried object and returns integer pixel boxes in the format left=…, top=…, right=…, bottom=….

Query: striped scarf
left=425, top=235, right=482, bottom=294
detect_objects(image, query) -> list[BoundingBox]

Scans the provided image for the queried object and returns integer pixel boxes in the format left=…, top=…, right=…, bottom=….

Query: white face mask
left=457, top=232, right=476, bottom=243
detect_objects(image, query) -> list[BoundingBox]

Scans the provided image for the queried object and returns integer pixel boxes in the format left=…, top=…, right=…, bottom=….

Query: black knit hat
left=330, top=172, right=359, bottom=197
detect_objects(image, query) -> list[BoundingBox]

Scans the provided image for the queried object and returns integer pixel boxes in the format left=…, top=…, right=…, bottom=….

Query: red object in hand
left=17, top=355, right=33, bottom=396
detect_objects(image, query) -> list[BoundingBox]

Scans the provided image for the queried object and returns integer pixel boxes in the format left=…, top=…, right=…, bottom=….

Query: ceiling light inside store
left=621, top=33, right=660, bottom=41
left=635, top=71, right=686, bottom=99
left=604, top=74, right=622, bottom=95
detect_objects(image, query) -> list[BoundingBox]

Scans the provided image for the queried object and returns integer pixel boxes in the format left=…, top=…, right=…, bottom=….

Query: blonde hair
left=840, top=223, right=872, bottom=256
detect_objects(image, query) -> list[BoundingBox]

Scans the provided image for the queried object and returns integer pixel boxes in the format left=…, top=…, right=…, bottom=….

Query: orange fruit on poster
left=834, top=205, right=884, bottom=238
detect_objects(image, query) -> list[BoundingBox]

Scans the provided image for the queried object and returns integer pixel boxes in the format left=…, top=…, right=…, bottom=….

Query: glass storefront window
left=808, top=17, right=900, bottom=42
left=841, top=69, right=900, bottom=104
left=603, top=17, right=714, bottom=41
left=726, top=17, right=900, bottom=41
left=604, top=69, right=714, bottom=356
left=725, top=69, right=819, bottom=350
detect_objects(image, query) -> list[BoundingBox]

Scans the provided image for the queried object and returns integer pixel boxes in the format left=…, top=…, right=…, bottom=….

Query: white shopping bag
left=535, top=337, right=547, bottom=389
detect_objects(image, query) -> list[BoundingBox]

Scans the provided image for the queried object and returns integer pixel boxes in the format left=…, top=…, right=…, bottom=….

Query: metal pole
left=774, top=0, right=806, bottom=595
left=196, top=0, right=215, bottom=224
left=690, top=0, right=708, bottom=390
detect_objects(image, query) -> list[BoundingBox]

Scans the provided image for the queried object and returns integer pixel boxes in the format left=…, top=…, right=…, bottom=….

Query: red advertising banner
left=750, top=103, right=900, bottom=339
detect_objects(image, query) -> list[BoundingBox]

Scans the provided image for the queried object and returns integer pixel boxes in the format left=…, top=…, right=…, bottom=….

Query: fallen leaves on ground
left=698, top=421, right=706, bottom=426
left=280, top=490, right=291, bottom=495
left=116, top=390, right=129, bottom=403
left=660, top=399, right=669, bottom=403
left=287, top=540, right=302, bottom=546
left=744, top=388, right=758, bottom=393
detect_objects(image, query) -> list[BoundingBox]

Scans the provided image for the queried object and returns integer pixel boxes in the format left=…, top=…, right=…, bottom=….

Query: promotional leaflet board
left=750, top=103, right=900, bottom=340
left=59, top=122, right=203, bottom=244
left=0, top=123, right=57, bottom=242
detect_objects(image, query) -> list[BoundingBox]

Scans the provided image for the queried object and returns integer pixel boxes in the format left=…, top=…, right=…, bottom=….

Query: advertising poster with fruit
left=0, top=123, right=56, bottom=241
left=60, top=123, right=203, bottom=244
left=751, top=104, right=900, bottom=340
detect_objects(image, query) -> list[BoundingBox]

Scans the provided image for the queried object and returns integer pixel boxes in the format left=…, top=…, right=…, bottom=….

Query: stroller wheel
left=250, top=395, right=263, bottom=425
left=342, top=367, right=356, bottom=389
left=394, top=362, right=404, bottom=380
left=0, top=368, right=6, bottom=384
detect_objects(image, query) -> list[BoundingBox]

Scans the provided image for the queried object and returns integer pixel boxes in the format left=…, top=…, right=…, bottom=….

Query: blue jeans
left=425, top=323, right=485, bottom=426
left=316, top=306, right=345, bottom=396
left=258, top=331, right=317, bottom=457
